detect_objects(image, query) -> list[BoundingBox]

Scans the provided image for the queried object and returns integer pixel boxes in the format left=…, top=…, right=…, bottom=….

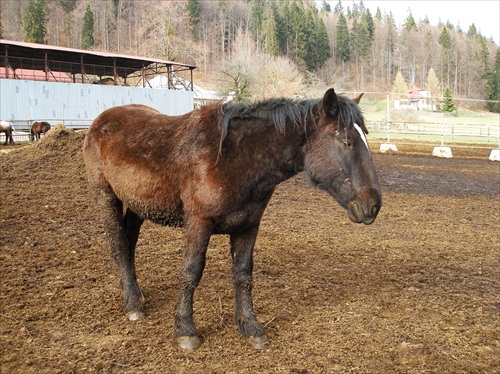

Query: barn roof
left=0, top=39, right=196, bottom=86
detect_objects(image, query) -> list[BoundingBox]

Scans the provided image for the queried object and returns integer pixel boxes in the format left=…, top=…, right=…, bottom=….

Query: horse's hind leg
left=124, top=208, right=143, bottom=268
left=97, top=191, right=145, bottom=320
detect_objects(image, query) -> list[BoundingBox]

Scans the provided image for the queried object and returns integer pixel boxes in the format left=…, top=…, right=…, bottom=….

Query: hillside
left=1, top=0, right=498, bottom=106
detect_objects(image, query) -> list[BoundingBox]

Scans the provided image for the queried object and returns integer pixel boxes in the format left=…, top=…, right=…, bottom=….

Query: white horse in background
left=0, top=120, right=14, bottom=145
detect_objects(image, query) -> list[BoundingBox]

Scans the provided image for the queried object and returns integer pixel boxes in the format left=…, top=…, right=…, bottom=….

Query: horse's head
left=305, top=88, right=381, bottom=225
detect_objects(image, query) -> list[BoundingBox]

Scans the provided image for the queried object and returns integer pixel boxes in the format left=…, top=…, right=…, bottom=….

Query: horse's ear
left=322, top=88, right=339, bottom=117
left=353, top=93, right=364, bottom=104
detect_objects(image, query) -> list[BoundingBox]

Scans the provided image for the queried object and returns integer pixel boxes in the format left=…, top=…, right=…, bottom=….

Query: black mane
left=217, top=94, right=365, bottom=150
left=219, top=97, right=319, bottom=144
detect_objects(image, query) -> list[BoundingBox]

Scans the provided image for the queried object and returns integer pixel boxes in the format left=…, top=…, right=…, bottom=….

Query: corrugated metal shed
left=0, top=39, right=196, bottom=84
left=0, top=40, right=196, bottom=127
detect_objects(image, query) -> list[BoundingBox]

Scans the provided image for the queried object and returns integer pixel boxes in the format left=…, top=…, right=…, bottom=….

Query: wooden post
left=190, top=68, right=193, bottom=91
left=113, top=59, right=118, bottom=85
left=44, top=52, right=49, bottom=81
left=3, top=45, right=9, bottom=79
left=80, top=56, right=85, bottom=83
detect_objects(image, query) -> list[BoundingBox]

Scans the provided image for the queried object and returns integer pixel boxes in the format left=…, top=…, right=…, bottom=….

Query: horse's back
left=86, top=105, right=169, bottom=137
left=85, top=104, right=219, bottom=154
left=31, top=121, right=51, bottom=133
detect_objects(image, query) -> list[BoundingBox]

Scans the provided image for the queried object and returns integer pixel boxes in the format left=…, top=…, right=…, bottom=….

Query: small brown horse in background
left=83, top=88, right=382, bottom=350
left=0, top=121, right=14, bottom=145
left=30, top=121, right=51, bottom=141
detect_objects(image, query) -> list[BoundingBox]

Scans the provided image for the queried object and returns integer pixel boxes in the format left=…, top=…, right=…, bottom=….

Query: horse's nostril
left=371, top=205, right=380, bottom=216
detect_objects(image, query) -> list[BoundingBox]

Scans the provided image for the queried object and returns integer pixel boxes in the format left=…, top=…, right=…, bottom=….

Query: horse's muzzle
left=347, top=188, right=382, bottom=225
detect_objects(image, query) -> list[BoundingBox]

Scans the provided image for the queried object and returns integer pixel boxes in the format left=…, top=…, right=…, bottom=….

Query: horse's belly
left=213, top=202, right=269, bottom=234
left=124, top=196, right=184, bottom=227
left=144, top=208, right=184, bottom=227
left=108, top=168, right=184, bottom=227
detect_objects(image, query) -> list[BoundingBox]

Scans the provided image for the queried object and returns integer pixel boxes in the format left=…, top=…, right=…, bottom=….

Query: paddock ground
left=1, top=126, right=498, bottom=373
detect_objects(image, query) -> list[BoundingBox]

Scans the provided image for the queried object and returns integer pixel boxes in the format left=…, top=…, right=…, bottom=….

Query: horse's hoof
left=177, top=335, right=201, bottom=350
left=248, top=335, right=269, bottom=349
left=126, top=310, right=145, bottom=321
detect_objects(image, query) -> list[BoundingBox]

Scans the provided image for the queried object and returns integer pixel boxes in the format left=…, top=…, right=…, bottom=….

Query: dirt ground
left=1, top=126, right=499, bottom=373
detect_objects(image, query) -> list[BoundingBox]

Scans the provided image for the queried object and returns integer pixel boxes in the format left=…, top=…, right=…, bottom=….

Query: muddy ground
left=1, top=126, right=498, bottom=373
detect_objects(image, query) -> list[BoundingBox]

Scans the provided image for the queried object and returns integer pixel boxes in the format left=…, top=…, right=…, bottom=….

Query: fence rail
left=366, top=120, right=499, bottom=146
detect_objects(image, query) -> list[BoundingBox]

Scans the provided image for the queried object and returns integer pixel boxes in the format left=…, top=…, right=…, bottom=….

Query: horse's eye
left=342, top=140, right=353, bottom=148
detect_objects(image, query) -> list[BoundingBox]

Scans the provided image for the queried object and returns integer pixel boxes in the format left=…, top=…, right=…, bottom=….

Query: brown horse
left=30, top=121, right=51, bottom=141
left=83, top=88, right=382, bottom=350
left=0, top=121, right=14, bottom=145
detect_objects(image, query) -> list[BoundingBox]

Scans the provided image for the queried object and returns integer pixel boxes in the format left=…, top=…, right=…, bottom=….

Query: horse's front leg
left=231, top=225, right=269, bottom=349
left=175, top=217, right=213, bottom=350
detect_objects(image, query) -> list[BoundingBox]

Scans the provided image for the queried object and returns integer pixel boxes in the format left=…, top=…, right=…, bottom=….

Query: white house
left=394, top=85, right=436, bottom=111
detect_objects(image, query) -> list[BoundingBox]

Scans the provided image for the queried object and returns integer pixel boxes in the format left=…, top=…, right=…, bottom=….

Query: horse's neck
left=229, top=115, right=316, bottom=179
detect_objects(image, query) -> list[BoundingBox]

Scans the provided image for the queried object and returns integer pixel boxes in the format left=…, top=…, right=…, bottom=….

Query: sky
left=327, top=0, right=500, bottom=44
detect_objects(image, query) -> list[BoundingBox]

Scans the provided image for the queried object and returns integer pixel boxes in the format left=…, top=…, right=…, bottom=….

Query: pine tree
left=438, top=27, right=451, bottom=49
left=353, top=13, right=371, bottom=62
left=282, top=1, right=330, bottom=71
left=275, top=0, right=288, bottom=56
left=24, top=0, right=48, bottom=44
left=336, top=13, right=350, bottom=62
left=334, top=0, right=343, bottom=14
left=439, top=27, right=452, bottom=88
left=313, top=12, right=331, bottom=68
left=250, top=0, right=266, bottom=42
left=441, top=87, right=456, bottom=112
left=467, top=23, right=478, bottom=38
left=261, top=3, right=279, bottom=57
left=59, top=0, right=76, bottom=12
left=478, top=36, right=490, bottom=70
left=82, top=5, right=95, bottom=50
left=187, top=0, right=201, bottom=39
left=362, top=8, right=374, bottom=40
left=321, top=0, right=331, bottom=13
left=486, top=48, right=500, bottom=112
left=303, top=7, right=330, bottom=70
left=404, top=13, right=416, bottom=32
left=287, top=0, right=309, bottom=69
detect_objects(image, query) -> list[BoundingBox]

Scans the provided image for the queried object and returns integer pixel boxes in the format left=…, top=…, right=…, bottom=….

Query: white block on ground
left=380, top=143, right=398, bottom=153
left=432, top=146, right=453, bottom=158
left=489, top=149, right=500, bottom=161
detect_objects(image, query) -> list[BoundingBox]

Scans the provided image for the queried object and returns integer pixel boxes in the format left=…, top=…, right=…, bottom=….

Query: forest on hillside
left=1, top=0, right=499, bottom=110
